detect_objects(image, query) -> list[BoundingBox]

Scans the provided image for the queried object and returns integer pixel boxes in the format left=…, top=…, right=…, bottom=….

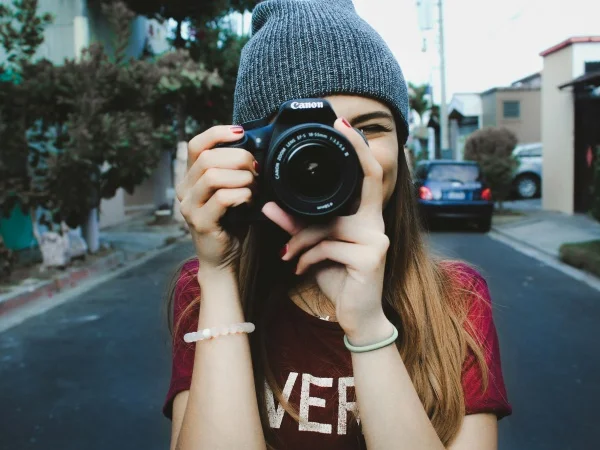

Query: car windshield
left=427, top=164, right=480, bottom=183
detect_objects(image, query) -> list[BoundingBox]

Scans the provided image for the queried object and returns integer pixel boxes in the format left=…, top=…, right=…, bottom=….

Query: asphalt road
left=1, top=230, right=599, bottom=450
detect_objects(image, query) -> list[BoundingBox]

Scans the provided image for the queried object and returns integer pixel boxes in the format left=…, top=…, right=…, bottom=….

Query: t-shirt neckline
left=283, top=295, right=344, bottom=331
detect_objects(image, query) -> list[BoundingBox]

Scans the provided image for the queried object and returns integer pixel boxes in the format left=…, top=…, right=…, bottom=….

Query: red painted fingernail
left=253, top=160, right=259, bottom=173
left=231, top=125, right=244, bottom=134
left=280, top=244, right=288, bottom=259
left=341, top=118, right=351, bottom=128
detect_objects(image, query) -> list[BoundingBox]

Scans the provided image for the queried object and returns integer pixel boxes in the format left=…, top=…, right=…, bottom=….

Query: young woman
left=163, top=1, right=511, bottom=449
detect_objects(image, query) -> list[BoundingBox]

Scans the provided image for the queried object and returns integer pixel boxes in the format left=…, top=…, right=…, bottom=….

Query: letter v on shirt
left=265, top=372, right=360, bottom=435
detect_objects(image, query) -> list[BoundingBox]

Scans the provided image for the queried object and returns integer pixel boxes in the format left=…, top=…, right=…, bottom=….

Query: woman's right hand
left=176, top=125, right=258, bottom=274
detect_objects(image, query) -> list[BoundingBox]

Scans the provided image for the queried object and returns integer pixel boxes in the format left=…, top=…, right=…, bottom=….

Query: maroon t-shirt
left=163, top=260, right=511, bottom=449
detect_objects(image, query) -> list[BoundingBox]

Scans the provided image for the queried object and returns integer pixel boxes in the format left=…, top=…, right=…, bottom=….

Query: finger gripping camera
left=217, top=98, right=364, bottom=228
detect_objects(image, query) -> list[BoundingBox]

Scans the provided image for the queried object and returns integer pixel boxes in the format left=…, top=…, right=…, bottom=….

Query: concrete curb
left=489, top=227, right=600, bottom=292
left=0, top=251, right=126, bottom=317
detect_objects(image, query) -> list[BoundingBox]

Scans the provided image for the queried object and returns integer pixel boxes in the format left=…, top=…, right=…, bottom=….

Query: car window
left=515, top=145, right=542, bottom=158
left=526, top=146, right=542, bottom=157
left=426, top=164, right=480, bottom=183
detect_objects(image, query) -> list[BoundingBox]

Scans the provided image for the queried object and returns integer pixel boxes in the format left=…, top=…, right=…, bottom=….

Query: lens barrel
left=266, top=124, right=361, bottom=218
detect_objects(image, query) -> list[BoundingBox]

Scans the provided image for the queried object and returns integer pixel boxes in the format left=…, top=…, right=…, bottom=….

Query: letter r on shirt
left=338, top=377, right=359, bottom=434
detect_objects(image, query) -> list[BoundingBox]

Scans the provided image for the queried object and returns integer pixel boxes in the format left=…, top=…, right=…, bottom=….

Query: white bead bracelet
left=183, top=322, right=256, bottom=343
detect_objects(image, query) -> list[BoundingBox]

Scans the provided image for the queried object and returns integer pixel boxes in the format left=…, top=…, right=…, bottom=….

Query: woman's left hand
left=262, top=117, right=394, bottom=345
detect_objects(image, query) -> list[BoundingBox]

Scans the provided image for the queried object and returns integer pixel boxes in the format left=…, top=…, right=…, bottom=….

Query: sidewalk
left=0, top=213, right=189, bottom=318
left=100, top=212, right=188, bottom=261
left=492, top=199, right=600, bottom=258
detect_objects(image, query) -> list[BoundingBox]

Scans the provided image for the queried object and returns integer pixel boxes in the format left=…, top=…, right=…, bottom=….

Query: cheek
left=371, top=142, right=399, bottom=203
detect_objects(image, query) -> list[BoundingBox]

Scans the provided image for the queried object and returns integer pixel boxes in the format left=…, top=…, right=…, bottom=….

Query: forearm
left=177, top=268, right=266, bottom=450
left=348, top=317, right=445, bottom=450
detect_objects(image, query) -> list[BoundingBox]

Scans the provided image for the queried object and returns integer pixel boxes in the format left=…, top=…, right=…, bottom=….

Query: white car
left=512, top=143, right=542, bottom=199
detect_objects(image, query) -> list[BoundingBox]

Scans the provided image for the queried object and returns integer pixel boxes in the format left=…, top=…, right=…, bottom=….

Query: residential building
left=448, top=93, right=482, bottom=160
left=480, top=72, right=542, bottom=145
left=541, top=36, right=600, bottom=215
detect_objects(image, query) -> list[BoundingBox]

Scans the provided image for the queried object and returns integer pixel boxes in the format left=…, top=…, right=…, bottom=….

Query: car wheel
left=477, top=215, right=492, bottom=233
left=515, top=174, right=540, bottom=199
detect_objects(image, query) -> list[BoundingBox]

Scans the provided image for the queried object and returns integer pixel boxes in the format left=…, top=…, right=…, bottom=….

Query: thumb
left=261, top=202, right=304, bottom=236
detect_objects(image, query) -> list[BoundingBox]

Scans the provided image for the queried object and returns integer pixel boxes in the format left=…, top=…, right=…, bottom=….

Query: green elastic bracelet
left=343, top=325, right=399, bottom=353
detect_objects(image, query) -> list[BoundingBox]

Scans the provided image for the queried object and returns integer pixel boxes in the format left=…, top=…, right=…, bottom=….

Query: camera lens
left=267, top=123, right=361, bottom=218
left=287, top=143, right=342, bottom=199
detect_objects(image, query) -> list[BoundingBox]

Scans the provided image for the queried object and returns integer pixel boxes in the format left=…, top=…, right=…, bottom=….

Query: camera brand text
left=290, top=101, right=324, bottom=110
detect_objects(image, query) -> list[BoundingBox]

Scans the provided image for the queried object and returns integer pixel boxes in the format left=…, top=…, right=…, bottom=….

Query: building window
left=585, top=61, right=600, bottom=74
left=503, top=101, right=520, bottom=118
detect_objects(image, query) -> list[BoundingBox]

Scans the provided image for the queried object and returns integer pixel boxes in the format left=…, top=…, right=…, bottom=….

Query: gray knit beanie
left=232, top=0, right=410, bottom=142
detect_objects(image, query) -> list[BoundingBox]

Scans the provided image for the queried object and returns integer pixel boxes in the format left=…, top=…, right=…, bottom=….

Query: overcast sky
left=353, top=0, right=600, bottom=102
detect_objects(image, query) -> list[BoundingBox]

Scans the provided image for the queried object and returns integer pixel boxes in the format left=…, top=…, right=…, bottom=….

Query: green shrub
left=464, top=127, right=519, bottom=209
left=559, top=240, right=600, bottom=278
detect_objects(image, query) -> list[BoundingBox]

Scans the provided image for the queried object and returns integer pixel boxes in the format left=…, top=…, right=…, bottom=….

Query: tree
left=34, top=1, right=184, bottom=229
left=464, top=127, right=518, bottom=210
left=0, top=0, right=52, bottom=74
left=0, top=0, right=53, bottom=219
left=92, top=0, right=258, bottom=48
left=2, top=1, right=189, bottom=230
left=408, top=82, right=431, bottom=125
left=152, top=49, right=222, bottom=142
left=2, top=0, right=236, bottom=247
left=42, top=1, right=227, bottom=230
left=187, top=18, right=250, bottom=129
left=93, top=0, right=259, bottom=131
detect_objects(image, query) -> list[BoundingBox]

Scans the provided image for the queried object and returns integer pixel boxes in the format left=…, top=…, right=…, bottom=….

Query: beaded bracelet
left=343, top=324, right=399, bottom=353
left=184, top=322, right=255, bottom=343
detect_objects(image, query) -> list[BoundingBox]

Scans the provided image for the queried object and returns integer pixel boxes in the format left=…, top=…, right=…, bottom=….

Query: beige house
left=480, top=73, right=542, bottom=145
left=541, top=36, right=600, bottom=215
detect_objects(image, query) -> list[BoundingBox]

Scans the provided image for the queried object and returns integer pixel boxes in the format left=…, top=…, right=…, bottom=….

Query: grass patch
left=493, top=208, right=524, bottom=217
left=559, top=240, right=600, bottom=278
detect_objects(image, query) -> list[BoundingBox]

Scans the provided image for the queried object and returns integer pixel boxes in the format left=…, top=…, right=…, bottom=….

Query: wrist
left=343, top=312, right=395, bottom=347
left=196, top=265, right=245, bottom=325
left=197, top=263, right=237, bottom=288
left=197, top=266, right=241, bottom=307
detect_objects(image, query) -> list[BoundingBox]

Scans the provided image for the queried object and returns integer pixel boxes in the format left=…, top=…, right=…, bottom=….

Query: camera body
left=217, top=99, right=364, bottom=228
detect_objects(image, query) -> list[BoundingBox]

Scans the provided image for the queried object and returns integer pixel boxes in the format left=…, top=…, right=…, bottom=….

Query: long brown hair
left=167, top=141, right=489, bottom=448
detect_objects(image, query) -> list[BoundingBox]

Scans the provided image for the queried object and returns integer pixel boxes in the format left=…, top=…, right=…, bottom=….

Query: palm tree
left=408, top=82, right=431, bottom=125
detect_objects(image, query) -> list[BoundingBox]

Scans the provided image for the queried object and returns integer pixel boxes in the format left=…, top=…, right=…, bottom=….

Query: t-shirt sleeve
left=162, top=259, right=201, bottom=420
left=459, top=265, right=512, bottom=419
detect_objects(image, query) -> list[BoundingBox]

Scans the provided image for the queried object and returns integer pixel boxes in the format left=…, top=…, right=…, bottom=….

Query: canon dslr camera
left=218, top=98, right=364, bottom=228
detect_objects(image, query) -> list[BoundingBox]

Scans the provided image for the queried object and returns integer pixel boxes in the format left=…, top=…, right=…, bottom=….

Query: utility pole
left=416, top=0, right=435, bottom=159
left=438, top=0, right=449, bottom=158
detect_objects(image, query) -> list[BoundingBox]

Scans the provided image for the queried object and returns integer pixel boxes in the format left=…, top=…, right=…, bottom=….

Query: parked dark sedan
left=414, top=160, right=493, bottom=232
